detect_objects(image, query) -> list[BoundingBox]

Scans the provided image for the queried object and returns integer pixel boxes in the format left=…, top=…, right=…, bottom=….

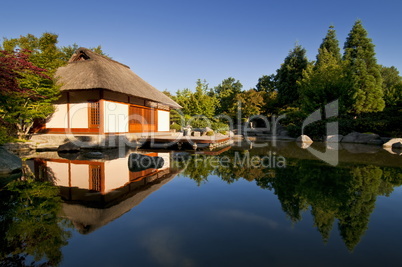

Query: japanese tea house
left=44, top=47, right=181, bottom=136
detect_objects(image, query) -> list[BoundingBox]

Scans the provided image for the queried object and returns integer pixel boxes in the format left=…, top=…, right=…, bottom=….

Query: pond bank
left=1, top=131, right=401, bottom=158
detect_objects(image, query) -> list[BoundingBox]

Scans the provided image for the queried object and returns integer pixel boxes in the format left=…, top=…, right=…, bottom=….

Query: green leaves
left=1, top=33, right=108, bottom=140
left=229, top=89, right=265, bottom=120
left=381, top=66, right=402, bottom=106
left=214, top=77, right=243, bottom=116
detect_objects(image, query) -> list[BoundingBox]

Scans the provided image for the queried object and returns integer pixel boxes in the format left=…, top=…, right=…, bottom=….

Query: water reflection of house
left=28, top=152, right=179, bottom=234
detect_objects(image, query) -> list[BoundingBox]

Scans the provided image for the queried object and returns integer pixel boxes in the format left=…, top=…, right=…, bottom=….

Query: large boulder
left=57, top=142, right=81, bottom=152
left=0, top=147, right=22, bottom=175
left=296, top=135, right=313, bottom=143
left=341, top=132, right=383, bottom=145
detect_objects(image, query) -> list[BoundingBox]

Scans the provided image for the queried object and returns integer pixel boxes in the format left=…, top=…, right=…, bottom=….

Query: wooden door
left=129, top=106, right=157, bottom=132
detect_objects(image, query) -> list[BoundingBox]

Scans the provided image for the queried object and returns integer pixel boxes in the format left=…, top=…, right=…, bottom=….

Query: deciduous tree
left=229, top=89, right=265, bottom=121
left=0, top=49, right=56, bottom=138
left=0, top=33, right=107, bottom=139
left=380, top=65, right=402, bottom=107
left=214, top=77, right=242, bottom=116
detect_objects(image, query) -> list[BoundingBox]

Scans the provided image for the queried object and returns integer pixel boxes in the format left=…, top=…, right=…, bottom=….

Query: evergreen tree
left=193, top=79, right=217, bottom=118
left=299, top=25, right=348, bottom=113
left=175, top=79, right=218, bottom=119
left=311, top=207, right=336, bottom=243
left=276, top=44, right=309, bottom=107
left=343, top=20, right=385, bottom=114
left=316, top=25, right=341, bottom=66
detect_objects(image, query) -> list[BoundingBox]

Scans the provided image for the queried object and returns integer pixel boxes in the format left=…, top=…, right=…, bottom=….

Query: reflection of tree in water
left=0, top=177, right=72, bottom=266
left=259, top=160, right=402, bottom=251
left=175, top=155, right=215, bottom=186
left=177, top=151, right=402, bottom=251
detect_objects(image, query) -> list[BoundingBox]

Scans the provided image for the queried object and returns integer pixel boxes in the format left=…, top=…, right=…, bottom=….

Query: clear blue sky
left=2, top=0, right=402, bottom=93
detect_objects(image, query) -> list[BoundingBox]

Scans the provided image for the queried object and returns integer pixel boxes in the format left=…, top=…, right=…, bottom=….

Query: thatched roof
left=55, top=47, right=181, bottom=109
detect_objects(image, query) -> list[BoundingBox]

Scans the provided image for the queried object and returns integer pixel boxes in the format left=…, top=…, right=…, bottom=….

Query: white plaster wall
left=104, top=101, right=129, bottom=133
left=70, top=164, right=90, bottom=189
left=47, top=162, right=69, bottom=187
left=104, top=158, right=129, bottom=192
left=69, top=103, right=88, bottom=128
left=157, top=110, right=170, bottom=132
left=46, top=104, right=68, bottom=128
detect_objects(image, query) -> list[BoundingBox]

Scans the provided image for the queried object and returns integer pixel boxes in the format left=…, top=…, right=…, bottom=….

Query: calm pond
left=1, top=141, right=402, bottom=266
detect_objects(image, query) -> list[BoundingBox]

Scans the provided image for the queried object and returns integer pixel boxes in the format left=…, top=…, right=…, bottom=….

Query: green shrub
left=170, top=123, right=182, bottom=131
left=211, top=121, right=229, bottom=132
left=189, top=118, right=210, bottom=128
left=0, top=125, right=15, bottom=144
left=206, top=131, right=214, bottom=136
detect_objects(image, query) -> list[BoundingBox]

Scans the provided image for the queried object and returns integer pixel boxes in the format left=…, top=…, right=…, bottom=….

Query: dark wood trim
left=154, top=107, right=158, bottom=132
left=60, top=89, right=174, bottom=108
left=99, top=99, right=105, bottom=134
left=129, top=103, right=153, bottom=110
left=68, top=162, right=72, bottom=188
left=67, top=92, right=70, bottom=129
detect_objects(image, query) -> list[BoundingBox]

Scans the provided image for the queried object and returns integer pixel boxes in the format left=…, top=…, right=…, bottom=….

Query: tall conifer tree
left=316, top=25, right=341, bottom=66
left=276, top=44, right=309, bottom=107
left=299, top=25, right=347, bottom=113
left=343, top=20, right=384, bottom=114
